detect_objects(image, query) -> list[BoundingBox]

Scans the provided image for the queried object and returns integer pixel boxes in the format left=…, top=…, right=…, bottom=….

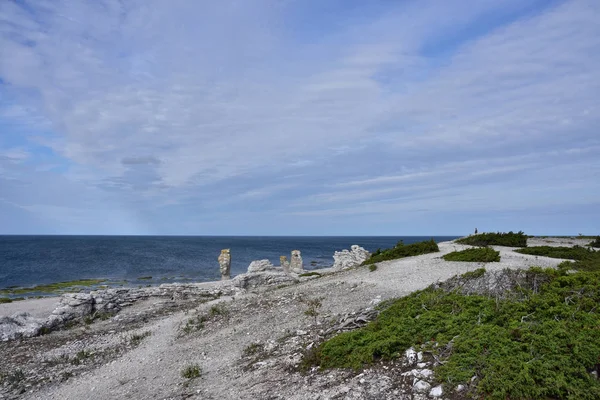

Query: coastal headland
left=0, top=236, right=598, bottom=399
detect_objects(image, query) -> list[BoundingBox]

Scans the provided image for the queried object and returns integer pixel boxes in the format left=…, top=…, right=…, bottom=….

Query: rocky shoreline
left=0, top=238, right=589, bottom=399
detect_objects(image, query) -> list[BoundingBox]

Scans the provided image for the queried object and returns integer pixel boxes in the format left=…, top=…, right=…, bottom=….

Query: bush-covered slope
left=310, top=266, right=600, bottom=399
left=363, top=239, right=439, bottom=264
left=456, top=231, right=527, bottom=247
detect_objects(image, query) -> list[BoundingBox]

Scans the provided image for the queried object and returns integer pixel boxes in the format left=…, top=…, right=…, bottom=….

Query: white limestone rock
left=332, top=245, right=371, bottom=270
left=429, top=385, right=443, bottom=397
left=218, top=249, right=232, bottom=280
left=248, top=259, right=275, bottom=273
left=413, top=380, right=431, bottom=393
left=290, top=250, right=304, bottom=274
left=404, top=347, right=418, bottom=366
left=232, top=271, right=298, bottom=289
left=0, top=313, right=45, bottom=341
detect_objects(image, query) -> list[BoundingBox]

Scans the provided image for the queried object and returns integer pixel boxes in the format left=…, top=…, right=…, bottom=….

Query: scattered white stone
left=456, top=384, right=465, bottom=392
left=429, top=385, right=443, bottom=397
left=413, top=380, right=431, bottom=393
left=404, top=347, right=418, bottom=366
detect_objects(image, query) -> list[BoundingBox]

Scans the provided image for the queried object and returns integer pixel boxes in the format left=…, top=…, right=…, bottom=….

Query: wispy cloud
left=0, top=0, right=598, bottom=234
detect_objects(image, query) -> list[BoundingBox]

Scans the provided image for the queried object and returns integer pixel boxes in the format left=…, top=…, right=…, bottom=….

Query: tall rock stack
left=290, top=250, right=304, bottom=274
left=218, top=249, right=231, bottom=280
left=280, top=256, right=290, bottom=273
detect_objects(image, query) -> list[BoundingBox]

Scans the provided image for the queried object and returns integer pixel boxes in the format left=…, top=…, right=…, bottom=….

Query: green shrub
left=310, top=267, right=600, bottom=399
left=456, top=231, right=527, bottom=247
left=516, top=246, right=600, bottom=272
left=181, top=364, right=202, bottom=379
left=368, top=264, right=377, bottom=272
left=589, top=236, right=600, bottom=248
left=363, top=239, right=439, bottom=264
left=209, top=304, right=229, bottom=317
left=460, top=268, right=486, bottom=279
left=0, top=297, right=12, bottom=304
left=443, top=248, right=500, bottom=262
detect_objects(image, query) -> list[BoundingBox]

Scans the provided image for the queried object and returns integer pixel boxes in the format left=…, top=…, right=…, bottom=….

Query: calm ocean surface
left=0, top=236, right=458, bottom=289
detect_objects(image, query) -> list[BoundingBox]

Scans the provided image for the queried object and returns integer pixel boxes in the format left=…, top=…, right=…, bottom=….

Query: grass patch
left=209, top=303, right=229, bottom=317
left=299, top=271, right=322, bottom=278
left=181, top=364, right=202, bottom=379
left=0, top=297, right=12, bottom=304
left=310, top=266, right=600, bottom=399
left=363, top=239, right=439, bottom=264
left=0, top=278, right=107, bottom=297
left=181, top=315, right=207, bottom=335
left=70, top=350, right=93, bottom=365
left=456, top=231, right=527, bottom=247
left=129, top=331, right=151, bottom=346
left=443, top=248, right=500, bottom=262
left=242, top=342, right=265, bottom=358
left=0, top=369, right=25, bottom=387
left=137, top=276, right=153, bottom=280
left=368, top=264, right=377, bottom=272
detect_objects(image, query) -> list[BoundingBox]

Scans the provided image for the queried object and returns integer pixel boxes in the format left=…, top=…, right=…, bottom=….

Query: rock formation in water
left=332, top=245, right=371, bottom=270
left=218, top=249, right=231, bottom=280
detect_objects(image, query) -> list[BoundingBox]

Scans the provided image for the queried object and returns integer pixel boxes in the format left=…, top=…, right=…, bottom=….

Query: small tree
left=303, top=297, right=323, bottom=326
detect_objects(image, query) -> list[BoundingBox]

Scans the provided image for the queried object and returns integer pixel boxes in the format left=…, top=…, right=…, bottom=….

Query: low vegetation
left=363, top=239, right=439, bottom=264
left=129, top=331, right=151, bottom=346
left=209, top=303, right=229, bottom=317
left=0, top=369, right=25, bottom=388
left=589, top=236, right=600, bottom=248
left=443, top=247, right=500, bottom=262
left=302, top=297, right=323, bottom=325
left=180, top=364, right=202, bottom=379
left=299, top=271, right=322, bottom=278
left=456, top=231, right=527, bottom=247
left=368, top=264, right=377, bottom=272
left=0, top=279, right=106, bottom=297
left=516, top=246, right=600, bottom=272
left=308, top=264, right=600, bottom=399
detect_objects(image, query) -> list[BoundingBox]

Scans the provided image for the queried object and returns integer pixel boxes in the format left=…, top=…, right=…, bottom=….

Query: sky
left=0, top=0, right=598, bottom=236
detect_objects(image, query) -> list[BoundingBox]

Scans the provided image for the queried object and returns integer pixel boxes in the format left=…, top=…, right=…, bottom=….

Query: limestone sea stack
left=290, top=250, right=304, bottom=274
left=280, top=256, right=290, bottom=273
left=218, top=249, right=231, bottom=280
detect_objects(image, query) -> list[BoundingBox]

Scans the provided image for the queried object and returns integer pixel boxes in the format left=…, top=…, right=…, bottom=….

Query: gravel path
left=5, top=238, right=581, bottom=399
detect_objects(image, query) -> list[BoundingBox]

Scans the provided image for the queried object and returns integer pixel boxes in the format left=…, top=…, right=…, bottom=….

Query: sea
left=0, top=236, right=458, bottom=291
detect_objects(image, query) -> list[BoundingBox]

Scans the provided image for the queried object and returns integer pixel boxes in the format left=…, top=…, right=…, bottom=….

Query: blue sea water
left=0, top=236, right=458, bottom=290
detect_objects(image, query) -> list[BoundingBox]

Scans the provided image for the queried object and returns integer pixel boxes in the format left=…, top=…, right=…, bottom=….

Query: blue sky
left=0, top=0, right=598, bottom=235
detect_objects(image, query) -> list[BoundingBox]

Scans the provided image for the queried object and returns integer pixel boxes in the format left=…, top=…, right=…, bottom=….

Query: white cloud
left=0, top=0, right=599, bottom=233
